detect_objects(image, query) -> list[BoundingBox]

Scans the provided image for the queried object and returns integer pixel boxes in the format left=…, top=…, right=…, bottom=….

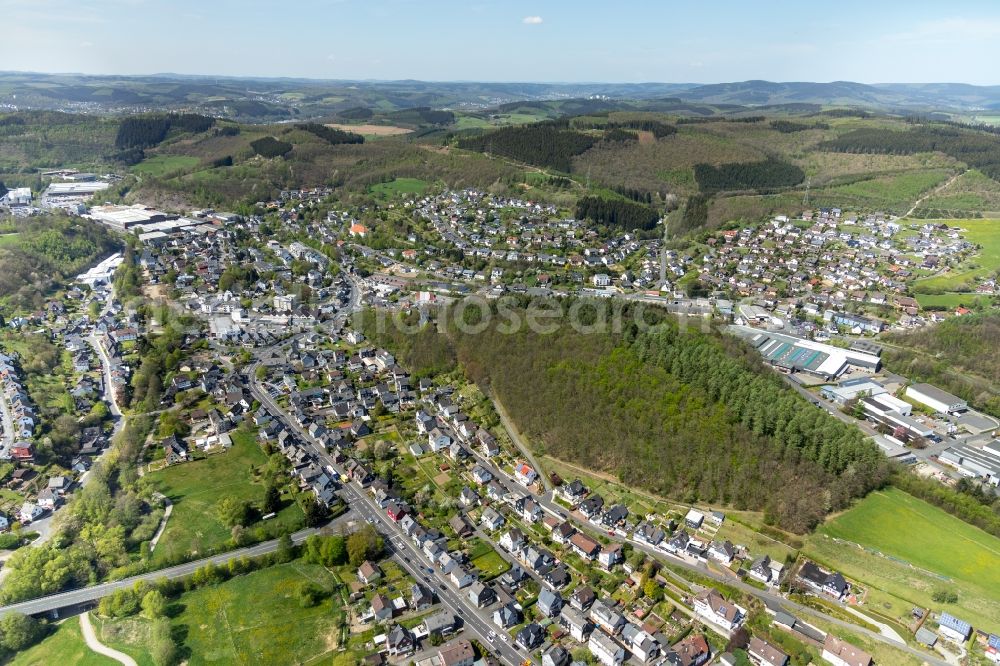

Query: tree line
left=819, top=125, right=1000, bottom=180
left=575, top=195, right=660, bottom=230
left=770, top=120, right=830, bottom=133
left=693, top=158, right=805, bottom=193
left=457, top=122, right=596, bottom=172
left=295, top=123, right=364, bottom=145
left=251, top=136, right=293, bottom=159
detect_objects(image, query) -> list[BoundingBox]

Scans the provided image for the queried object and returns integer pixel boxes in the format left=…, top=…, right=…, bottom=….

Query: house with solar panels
left=937, top=612, right=972, bottom=643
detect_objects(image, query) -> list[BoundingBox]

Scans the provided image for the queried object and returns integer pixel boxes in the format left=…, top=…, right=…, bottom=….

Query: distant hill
left=5, top=72, right=1000, bottom=120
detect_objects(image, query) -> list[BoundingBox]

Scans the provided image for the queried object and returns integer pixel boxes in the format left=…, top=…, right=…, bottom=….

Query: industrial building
left=730, top=326, right=881, bottom=380
left=938, top=441, right=1000, bottom=486
left=820, top=378, right=887, bottom=405
left=88, top=204, right=170, bottom=231
left=44, top=181, right=110, bottom=198
left=0, top=187, right=31, bottom=207
left=905, top=383, right=968, bottom=414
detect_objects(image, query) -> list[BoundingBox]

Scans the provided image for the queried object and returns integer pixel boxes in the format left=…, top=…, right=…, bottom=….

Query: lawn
left=133, top=154, right=201, bottom=177
left=98, top=561, right=345, bottom=665
left=913, top=218, right=1000, bottom=291
left=146, top=431, right=304, bottom=564
left=10, top=616, right=114, bottom=666
left=369, top=177, right=430, bottom=198
left=0, top=232, right=20, bottom=247
left=809, top=487, right=1000, bottom=632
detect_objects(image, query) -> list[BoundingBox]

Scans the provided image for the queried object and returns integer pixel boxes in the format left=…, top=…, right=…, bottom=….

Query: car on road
left=488, top=635, right=495, bottom=644
left=439, top=584, right=447, bottom=592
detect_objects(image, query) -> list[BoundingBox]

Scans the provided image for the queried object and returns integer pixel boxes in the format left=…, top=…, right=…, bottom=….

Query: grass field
left=146, top=431, right=304, bottom=564
left=913, top=218, right=1000, bottom=291
left=133, top=154, right=201, bottom=177
left=97, top=562, right=345, bottom=665
left=0, top=232, right=20, bottom=247
left=10, top=617, right=114, bottom=666
left=809, top=487, right=1000, bottom=632
left=369, top=177, right=430, bottom=198
left=820, top=170, right=951, bottom=211
left=914, top=292, right=989, bottom=309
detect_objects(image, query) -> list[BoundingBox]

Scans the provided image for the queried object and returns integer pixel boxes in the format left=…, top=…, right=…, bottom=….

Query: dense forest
left=883, top=311, right=1000, bottom=417
left=770, top=120, right=829, bottom=133
left=575, top=196, right=660, bottom=231
left=693, top=158, right=806, bottom=193
left=819, top=125, right=1000, bottom=180
left=457, top=123, right=596, bottom=172
left=114, top=113, right=215, bottom=150
left=0, top=214, right=120, bottom=314
left=363, top=299, right=889, bottom=532
left=295, top=123, right=364, bottom=145
left=676, top=194, right=711, bottom=236
left=250, top=136, right=294, bottom=159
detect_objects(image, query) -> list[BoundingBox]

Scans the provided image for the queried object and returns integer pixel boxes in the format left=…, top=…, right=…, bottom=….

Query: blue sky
left=3, top=0, right=1000, bottom=84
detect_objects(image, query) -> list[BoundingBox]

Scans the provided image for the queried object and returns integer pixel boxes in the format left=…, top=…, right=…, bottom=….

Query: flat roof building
left=906, top=383, right=967, bottom=414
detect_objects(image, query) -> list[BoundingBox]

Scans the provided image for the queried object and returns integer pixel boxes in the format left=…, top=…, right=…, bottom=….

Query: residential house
left=668, top=634, right=710, bottom=666
left=588, top=629, right=626, bottom=666
left=937, top=612, right=972, bottom=643
left=708, top=540, right=736, bottom=566
left=537, top=589, right=563, bottom=618
left=436, top=640, right=475, bottom=666
left=468, top=581, right=495, bottom=608
left=692, top=589, right=744, bottom=633
left=598, top=544, right=623, bottom=569
left=358, top=560, right=382, bottom=585
left=386, top=625, right=415, bottom=656
left=371, top=593, right=393, bottom=622
left=559, top=606, right=592, bottom=642
left=798, top=562, right=849, bottom=599
left=748, top=637, right=789, bottom=666
left=589, top=599, right=625, bottom=636
left=480, top=507, right=504, bottom=531
left=516, top=623, right=545, bottom=651
left=542, top=646, right=571, bottom=666
left=821, top=635, right=872, bottom=666
left=494, top=602, right=522, bottom=629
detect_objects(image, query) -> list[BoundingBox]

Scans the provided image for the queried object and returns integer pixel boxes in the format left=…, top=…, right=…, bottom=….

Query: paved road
left=421, top=398, right=947, bottom=666
left=80, top=611, right=137, bottom=666
left=247, top=369, right=525, bottom=666
left=0, top=515, right=357, bottom=618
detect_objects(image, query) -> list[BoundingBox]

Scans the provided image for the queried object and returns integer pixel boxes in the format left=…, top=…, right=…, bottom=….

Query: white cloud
left=522, top=15, right=543, bottom=25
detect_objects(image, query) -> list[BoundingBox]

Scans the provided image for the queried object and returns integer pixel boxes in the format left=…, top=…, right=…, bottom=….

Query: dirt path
left=486, top=390, right=553, bottom=492
left=904, top=170, right=966, bottom=218
left=79, top=612, right=138, bottom=666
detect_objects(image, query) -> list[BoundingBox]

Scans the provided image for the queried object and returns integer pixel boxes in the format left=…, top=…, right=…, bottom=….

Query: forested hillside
left=363, top=299, right=889, bottom=532
left=0, top=214, right=120, bottom=314
left=884, top=311, right=1000, bottom=417
left=820, top=125, right=1000, bottom=180
left=457, top=123, right=596, bottom=171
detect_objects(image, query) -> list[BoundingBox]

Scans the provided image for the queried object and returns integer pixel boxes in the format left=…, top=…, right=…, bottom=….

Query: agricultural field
left=324, top=123, right=412, bottom=137
left=145, top=431, right=305, bottom=565
left=808, top=487, right=1000, bottom=633
left=94, top=562, right=346, bottom=665
left=912, top=218, right=1000, bottom=292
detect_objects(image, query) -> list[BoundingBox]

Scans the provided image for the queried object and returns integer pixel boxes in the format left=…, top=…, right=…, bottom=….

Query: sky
left=2, top=0, right=1000, bottom=84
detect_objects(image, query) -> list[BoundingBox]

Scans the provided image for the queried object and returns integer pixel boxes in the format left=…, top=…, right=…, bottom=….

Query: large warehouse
left=905, top=383, right=967, bottom=414
left=730, top=326, right=882, bottom=380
